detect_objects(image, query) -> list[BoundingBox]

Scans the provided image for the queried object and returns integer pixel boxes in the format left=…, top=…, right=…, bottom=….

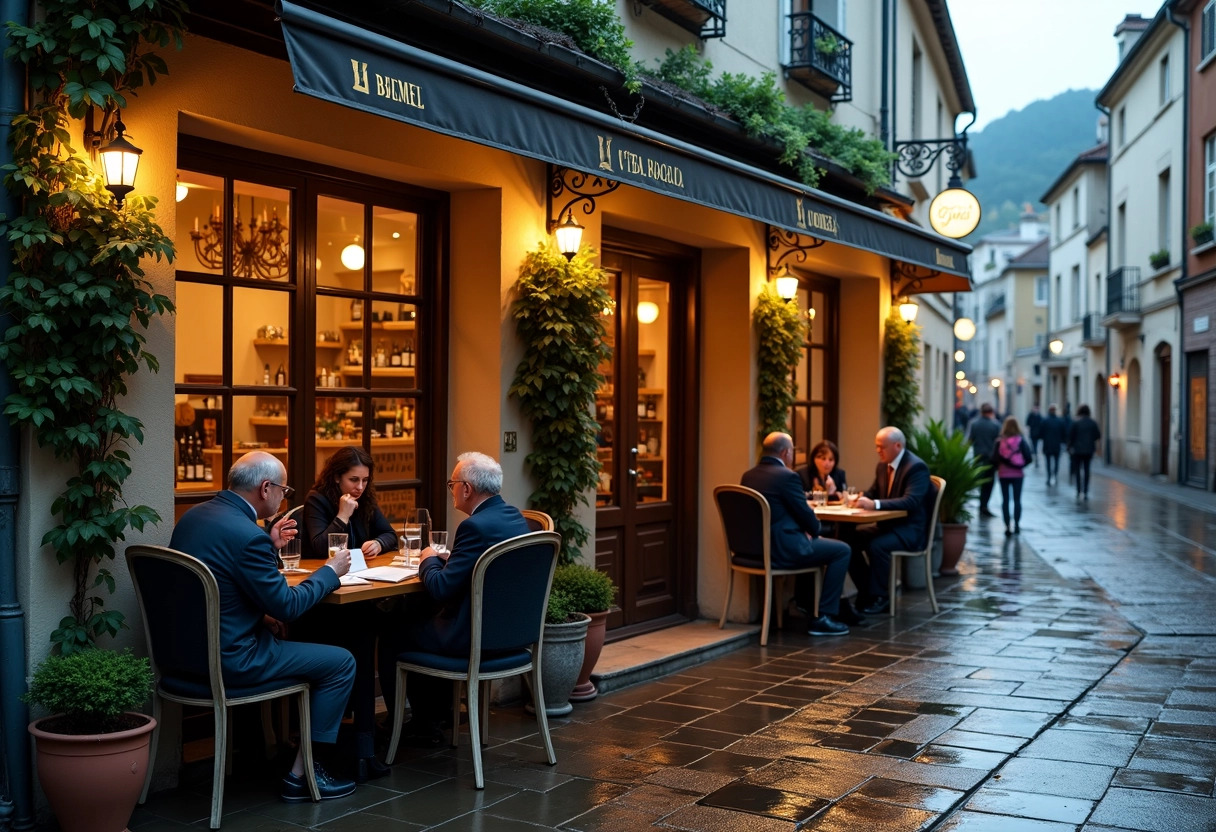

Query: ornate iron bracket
left=890, top=261, right=943, bottom=299
left=766, top=225, right=826, bottom=276
left=892, top=113, right=975, bottom=186
left=547, top=165, right=621, bottom=230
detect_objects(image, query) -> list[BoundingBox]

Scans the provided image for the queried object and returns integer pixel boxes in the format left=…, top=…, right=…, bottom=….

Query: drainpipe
left=1166, top=3, right=1188, bottom=485
left=880, top=0, right=890, bottom=148
left=0, top=0, right=31, bottom=825
left=890, top=1, right=898, bottom=185
left=1097, top=101, right=1112, bottom=466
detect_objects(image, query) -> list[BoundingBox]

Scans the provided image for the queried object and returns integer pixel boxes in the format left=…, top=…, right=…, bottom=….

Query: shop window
left=789, top=279, right=837, bottom=468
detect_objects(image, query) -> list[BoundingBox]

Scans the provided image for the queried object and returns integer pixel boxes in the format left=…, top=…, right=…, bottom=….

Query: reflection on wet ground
left=130, top=465, right=1216, bottom=831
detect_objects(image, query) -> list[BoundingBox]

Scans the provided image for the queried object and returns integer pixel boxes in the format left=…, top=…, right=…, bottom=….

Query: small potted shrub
left=1191, top=222, right=1214, bottom=246
left=814, top=33, right=842, bottom=56
left=25, top=649, right=156, bottom=832
left=531, top=589, right=590, bottom=717
left=552, top=563, right=618, bottom=702
left=1149, top=249, right=1170, bottom=270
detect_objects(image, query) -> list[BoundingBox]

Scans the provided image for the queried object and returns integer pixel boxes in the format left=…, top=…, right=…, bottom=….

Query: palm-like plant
left=907, top=420, right=989, bottom=524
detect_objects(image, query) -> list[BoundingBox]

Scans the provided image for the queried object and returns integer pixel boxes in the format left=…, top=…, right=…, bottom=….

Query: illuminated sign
left=929, top=187, right=981, bottom=238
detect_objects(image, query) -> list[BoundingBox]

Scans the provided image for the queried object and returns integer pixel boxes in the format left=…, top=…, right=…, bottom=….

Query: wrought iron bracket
left=890, top=261, right=943, bottom=299
left=892, top=112, right=975, bottom=185
left=766, top=225, right=826, bottom=276
left=547, top=165, right=620, bottom=230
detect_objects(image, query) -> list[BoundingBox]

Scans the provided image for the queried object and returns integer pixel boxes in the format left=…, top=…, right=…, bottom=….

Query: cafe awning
left=276, top=0, right=971, bottom=286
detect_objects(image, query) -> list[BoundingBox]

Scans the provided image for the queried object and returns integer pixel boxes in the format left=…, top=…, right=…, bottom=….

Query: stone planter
left=570, top=610, right=609, bottom=702
left=528, top=613, right=589, bottom=717
left=939, top=523, right=968, bottom=576
left=30, top=712, right=156, bottom=832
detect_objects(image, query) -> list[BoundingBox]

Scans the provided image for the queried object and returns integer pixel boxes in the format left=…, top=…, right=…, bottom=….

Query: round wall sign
left=929, top=187, right=982, bottom=238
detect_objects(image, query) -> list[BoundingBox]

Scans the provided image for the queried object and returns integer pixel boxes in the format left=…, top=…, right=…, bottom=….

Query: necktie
left=887, top=465, right=896, bottom=497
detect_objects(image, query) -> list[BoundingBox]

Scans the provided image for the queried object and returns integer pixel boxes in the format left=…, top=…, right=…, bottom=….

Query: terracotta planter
left=939, top=523, right=968, bottom=576
left=30, top=713, right=156, bottom=832
left=526, top=613, right=588, bottom=718
left=569, top=610, right=609, bottom=702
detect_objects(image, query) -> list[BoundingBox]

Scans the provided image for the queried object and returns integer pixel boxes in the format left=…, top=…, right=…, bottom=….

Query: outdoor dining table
left=286, top=559, right=426, bottom=604
left=809, top=504, right=908, bottom=523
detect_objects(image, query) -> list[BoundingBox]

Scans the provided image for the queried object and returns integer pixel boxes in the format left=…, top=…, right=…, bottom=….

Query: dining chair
left=520, top=509, right=554, bottom=531
left=386, top=530, right=561, bottom=788
left=887, top=475, right=946, bottom=617
left=126, top=545, right=321, bottom=828
left=713, top=484, right=823, bottom=647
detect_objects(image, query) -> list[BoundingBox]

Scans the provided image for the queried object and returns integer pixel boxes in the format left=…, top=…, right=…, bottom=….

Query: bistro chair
left=126, top=545, right=321, bottom=828
left=713, top=484, right=823, bottom=647
left=887, top=475, right=946, bottom=617
left=386, top=530, right=561, bottom=788
left=521, top=509, right=554, bottom=532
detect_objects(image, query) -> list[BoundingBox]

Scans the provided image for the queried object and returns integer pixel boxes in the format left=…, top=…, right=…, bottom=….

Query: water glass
left=846, top=486, right=860, bottom=505
left=405, top=535, right=422, bottom=570
left=811, top=490, right=827, bottom=507
left=279, top=536, right=302, bottom=572
left=328, top=532, right=348, bottom=560
left=430, top=530, right=448, bottom=560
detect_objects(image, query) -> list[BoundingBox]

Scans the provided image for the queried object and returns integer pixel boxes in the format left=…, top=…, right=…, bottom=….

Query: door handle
left=627, top=468, right=639, bottom=477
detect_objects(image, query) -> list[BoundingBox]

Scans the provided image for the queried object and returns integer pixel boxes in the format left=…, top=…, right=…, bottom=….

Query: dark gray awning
left=277, top=0, right=971, bottom=285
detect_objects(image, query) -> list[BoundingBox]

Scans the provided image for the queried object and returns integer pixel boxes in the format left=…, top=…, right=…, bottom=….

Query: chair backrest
left=520, top=509, right=554, bottom=532
left=469, top=531, right=561, bottom=660
left=924, top=475, right=947, bottom=553
left=713, top=485, right=771, bottom=569
left=126, top=544, right=226, bottom=701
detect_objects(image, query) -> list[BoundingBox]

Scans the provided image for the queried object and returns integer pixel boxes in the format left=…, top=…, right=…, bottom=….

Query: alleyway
left=129, top=462, right=1216, bottom=832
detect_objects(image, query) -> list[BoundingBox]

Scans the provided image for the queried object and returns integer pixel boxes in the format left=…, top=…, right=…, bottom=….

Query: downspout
left=0, top=0, right=31, bottom=827
left=1166, top=2, right=1188, bottom=485
left=890, top=0, right=898, bottom=185
left=880, top=0, right=890, bottom=148
left=1097, top=101, right=1112, bottom=466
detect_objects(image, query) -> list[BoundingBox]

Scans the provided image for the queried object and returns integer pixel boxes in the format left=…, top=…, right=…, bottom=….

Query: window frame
left=1205, top=133, right=1216, bottom=226
left=1202, top=0, right=1214, bottom=62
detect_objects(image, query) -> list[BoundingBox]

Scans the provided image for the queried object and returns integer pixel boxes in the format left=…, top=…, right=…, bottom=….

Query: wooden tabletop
left=285, top=559, right=424, bottom=604
left=810, top=504, right=908, bottom=523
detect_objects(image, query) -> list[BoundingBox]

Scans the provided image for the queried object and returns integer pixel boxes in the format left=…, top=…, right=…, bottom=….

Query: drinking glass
left=279, top=536, right=303, bottom=573
left=328, top=533, right=348, bottom=560
left=811, top=490, right=827, bottom=507
left=405, top=536, right=422, bottom=570
left=846, top=486, right=860, bottom=506
left=430, top=530, right=448, bottom=560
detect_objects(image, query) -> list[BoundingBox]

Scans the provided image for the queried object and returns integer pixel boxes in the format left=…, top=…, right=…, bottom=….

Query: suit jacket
left=300, top=489, right=398, bottom=560
left=1040, top=415, right=1067, bottom=455
left=168, top=490, right=340, bottom=684
left=966, top=417, right=1000, bottom=459
left=797, top=465, right=847, bottom=500
left=741, top=456, right=821, bottom=568
left=413, top=494, right=530, bottom=655
left=863, top=450, right=932, bottom=549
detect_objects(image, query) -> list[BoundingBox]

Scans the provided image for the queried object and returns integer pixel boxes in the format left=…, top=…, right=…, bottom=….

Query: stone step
left=590, top=619, right=759, bottom=695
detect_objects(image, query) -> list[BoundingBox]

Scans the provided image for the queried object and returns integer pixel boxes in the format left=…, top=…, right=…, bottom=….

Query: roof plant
left=1, top=0, right=184, bottom=653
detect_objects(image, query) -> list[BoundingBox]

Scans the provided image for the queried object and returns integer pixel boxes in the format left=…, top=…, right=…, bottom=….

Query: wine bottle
left=186, top=434, right=198, bottom=481
left=390, top=341, right=402, bottom=367
left=647, top=398, right=656, bottom=419
left=177, top=435, right=187, bottom=482
left=202, top=441, right=213, bottom=482
left=262, top=363, right=271, bottom=385
left=350, top=298, right=363, bottom=321
left=275, top=363, right=286, bottom=386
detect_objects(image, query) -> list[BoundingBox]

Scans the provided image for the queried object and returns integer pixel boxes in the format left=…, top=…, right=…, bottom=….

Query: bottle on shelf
left=405, top=341, right=415, bottom=368
left=275, top=362, right=286, bottom=386
left=637, top=397, right=647, bottom=418
left=374, top=339, right=387, bottom=368
left=262, top=363, right=271, bottom=385
left=647, top=398, right=656, bottom=419
left=202, top=439, right=213, bottom=482
left=185, top=433, right=197, bottom=481
left=350, top=298, right=363, bottom=321
left=390, top=341, right=402, bottom=367
left=177, top=435, right=186, bottom=482
left=332, top=365, right=341, bottom=386
left=319, top=366, right=329, bottom=387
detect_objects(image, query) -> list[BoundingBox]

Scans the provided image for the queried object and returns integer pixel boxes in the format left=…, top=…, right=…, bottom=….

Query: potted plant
left=528, top=590, right=590, bottom=718
left=1149, top=249, right=1170, bottom=270
left=907, top=420, right=989, bottom=576
left=1191, top=222, right=1214, bottom=246
left=814, top=32, right=842, bottom=56
left=24, top=649, right=156, bottom=832
left=552, top=563, right=618, bottom=702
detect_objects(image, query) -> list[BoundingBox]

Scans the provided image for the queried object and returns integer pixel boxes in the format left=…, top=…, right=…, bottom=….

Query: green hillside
left=964, top=89, right=1103, bottom=242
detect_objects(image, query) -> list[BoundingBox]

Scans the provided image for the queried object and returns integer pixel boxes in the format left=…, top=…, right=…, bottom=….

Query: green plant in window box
left=1148, top=249, right=1170, bottom=270
left=1190, top=222, right=1214, bottom=246
left=813, top=33, right=842, bottom=56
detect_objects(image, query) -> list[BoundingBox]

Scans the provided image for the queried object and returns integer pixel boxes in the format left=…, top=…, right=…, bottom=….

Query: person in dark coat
left=1067, top=404, right=1102, bottom=499
left=965, top=403, right=1001, bottom=517
left=797, top=439, right=848, bottom=501
left=1025, top=405, right=1043, bottom=465
left=1039, top=404, right=1067, bottom=485
left=169, top=451, right=357, bottom=802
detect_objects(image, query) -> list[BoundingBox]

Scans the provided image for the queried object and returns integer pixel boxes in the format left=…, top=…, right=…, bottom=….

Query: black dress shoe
left=807, top=615, right=849, bottom=637
left=354, top=755, right=391, bottom=783
left=860, top=596, right=890, bottom=615
left=281, top=763, right=356, bottom=802
left=979, top=508, right=996, bottom=518
left=835, top=602, right=866, bottom=626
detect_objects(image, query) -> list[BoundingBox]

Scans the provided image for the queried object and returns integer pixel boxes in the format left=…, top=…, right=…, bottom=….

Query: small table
left=285, top=559, right=425, bottom=605
left=810, top=505, right=908, bottom=524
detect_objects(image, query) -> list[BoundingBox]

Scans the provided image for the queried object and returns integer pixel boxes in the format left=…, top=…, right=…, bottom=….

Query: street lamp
left=1048, top=338, right=1064, bottom=355
left=953, top=317, right=976, bottom=341
left=954, top=349, right=965, bottom=362
left=897, top=296, right=919, bottom=322
left=991, top=378, right=1001, bottom=389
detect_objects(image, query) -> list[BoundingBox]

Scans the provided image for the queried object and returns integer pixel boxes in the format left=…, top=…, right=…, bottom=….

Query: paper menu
left=347, top=547, right=368, bottom=573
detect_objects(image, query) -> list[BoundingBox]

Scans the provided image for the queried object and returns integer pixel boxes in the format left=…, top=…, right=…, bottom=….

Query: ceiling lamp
left=953, top=317, right=976, bottom=341
left=898, top=296, right=919, bottom=322
left=553, top=211, right=584, bottom=260
left=98, top=119, right=142, bottom=207
left=637, top=301, right=660, bottom=324
left=1048, top=338, right=1064, bottom=355
left=341, top=237, right=365, bottom=271
left=954, top=349, right=965, bottom=362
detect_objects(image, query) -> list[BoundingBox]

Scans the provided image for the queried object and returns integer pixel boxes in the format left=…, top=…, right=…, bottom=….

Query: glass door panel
left=595, top=282, right=618, bottom=506
left=231, top=181, right=291, bottom=282
left=371, top=207, right=419, bottom=295
left=176, top=171, right=225, bottom=275
left=635, top=279, right=669, bottom=505
left=317, top=196, right=365, bottom=290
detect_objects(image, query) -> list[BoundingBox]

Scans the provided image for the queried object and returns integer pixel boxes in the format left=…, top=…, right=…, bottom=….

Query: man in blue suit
left=169, top=451, right=358, bottom=803
left=741, top=432, right=853, bottom=636
left=849, top=426, right=934, bottom=615
left=386, top=451, right=530, bottom=746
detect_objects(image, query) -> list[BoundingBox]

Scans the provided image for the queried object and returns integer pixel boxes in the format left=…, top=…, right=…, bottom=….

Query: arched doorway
left=1127, top=359, right=1142, bottom=469
left=1155, top=343, right=1172, bottom=477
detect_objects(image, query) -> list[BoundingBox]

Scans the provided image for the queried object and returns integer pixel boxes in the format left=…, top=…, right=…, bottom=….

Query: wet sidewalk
left=129, top=462, right=1216, bottom=831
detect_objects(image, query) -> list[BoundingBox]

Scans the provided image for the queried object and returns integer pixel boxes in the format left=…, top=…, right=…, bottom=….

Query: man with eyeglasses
left=381, top=451, right=530, bottom=748
left=170, top=451, right=359, bottom=803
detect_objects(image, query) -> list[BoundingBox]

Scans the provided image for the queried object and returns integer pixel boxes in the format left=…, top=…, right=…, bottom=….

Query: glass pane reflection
left=177, top=170, right=224, bottom=275
left=371, top=207, right=418, bottom=295
left=317, top=196, right=365, bottom=289
left=231, top=181, right=291, bottom=282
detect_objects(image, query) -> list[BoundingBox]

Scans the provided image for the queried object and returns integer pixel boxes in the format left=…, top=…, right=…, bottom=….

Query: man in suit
left=385, top=451, right=531, bottom=746
left=1040, top=404, right=1067, bottom=485
left=965, top=403, right=1000, bottom=517
left=741, top=432, right=853, bottom=636
left=1026, top=405, right=1043, bottom=466
left=848, top=427, right=933, bottom=615
left=169, top=451, right=358, bottom=803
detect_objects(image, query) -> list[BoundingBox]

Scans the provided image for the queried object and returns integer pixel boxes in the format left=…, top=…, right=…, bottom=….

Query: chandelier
left=190, top=197, right=290, bottom=280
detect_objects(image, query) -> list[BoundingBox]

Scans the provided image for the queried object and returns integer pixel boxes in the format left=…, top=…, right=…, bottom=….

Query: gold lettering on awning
left=603, top=141, right=685, bottom=188
left=351, top=60, right=370, bottom=94
left=796, top=198, right=838, bottom=236
left=374, top=73, right=426, bottom=110
left=935, top=248, right=955, bottom=269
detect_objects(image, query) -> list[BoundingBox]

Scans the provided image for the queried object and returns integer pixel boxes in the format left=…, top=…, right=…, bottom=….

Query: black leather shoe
left=835, top=602, right=866, bottom=626
left=861, top=596, right=890, bottom=615
left=354, top=755, right=391, bottom=783
left=979, top=508, right=996, bottom=518
left=281, top=763, right=356, bottom=802
left=807, top=615, right=849, bottom=636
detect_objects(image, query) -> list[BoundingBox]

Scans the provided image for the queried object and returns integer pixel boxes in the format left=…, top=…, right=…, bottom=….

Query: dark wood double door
left=594, top=241, right=697, bottom=634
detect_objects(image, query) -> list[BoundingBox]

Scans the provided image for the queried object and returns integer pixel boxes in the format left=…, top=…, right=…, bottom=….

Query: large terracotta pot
left=527, top=613, right=589, bottom=718
left=30, top=713, right=156, bottom=832
left=569, top=610, right=609, bottom=702
left=939, top=523, right=968, bottom=576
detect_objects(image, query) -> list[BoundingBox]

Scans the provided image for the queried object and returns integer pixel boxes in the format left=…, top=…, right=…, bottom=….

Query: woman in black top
left=1067, top=404, right=1102, bottom=500
left=798, top=440, right=848, bottom=502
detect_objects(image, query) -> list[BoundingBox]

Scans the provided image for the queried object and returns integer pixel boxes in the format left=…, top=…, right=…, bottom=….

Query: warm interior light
left=637, top=301, right=660, bottom=324
left=956, top=370, right=966, bottom=380
left=175, top=181, right=189, bottom=203
left=991, top=378, right=1001, bottom=388
left=1049, top=338, right=1064, bottom=355
left=953, top=317, right=976, bottom=341
left=774, top=265, right=799, bottom=301
left=98, top=119, right=142, bottom=207
left=898, top=297, right=919, bottom=322
left=1108, top=372, right=1121, bottom=388
left=554, top=211, right=584, bottom=260
left=954, top=349, right=965, bottom=362
left=807, top=307, right=816, bottom=321
left=341, top=240, right=365, bottom=271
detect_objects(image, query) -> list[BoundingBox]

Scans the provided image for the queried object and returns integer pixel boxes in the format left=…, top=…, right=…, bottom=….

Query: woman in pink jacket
left=995, top=416, right=1034, bottom=536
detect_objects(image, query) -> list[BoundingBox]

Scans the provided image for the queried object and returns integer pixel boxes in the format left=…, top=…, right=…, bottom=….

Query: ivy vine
left=882, top=312, right=923, bottom=436
left=754, top=287, right=808, bottom=438
left=1, top=0, right=184, bottom=653
left=508, top=243, right=614, bottom=564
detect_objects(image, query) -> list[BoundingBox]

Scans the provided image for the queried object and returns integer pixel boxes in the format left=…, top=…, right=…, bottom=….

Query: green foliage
left=509, top=243, right=614, bottom=565
left=467, top=0, right=640, bottom=92
left=23, top=648, right=154, bottom=734
left=545, top=587, right=577, bottom=625
left=753, top=288, right=808, bottom=438
left=882, top=312, right=922, bottom=436
left=907, top=420, right=990, bottom=524
left=551, top=563, right=616, bottom=613
left=1, top=0, right=182, bottom=653
left=651, top=46, right=896, bottom=193
left=1148, top=249, right=1170, bottom=269
left=1190, top=221, right=1214, bottom=242
left=813, top=34, right=841, bottom=56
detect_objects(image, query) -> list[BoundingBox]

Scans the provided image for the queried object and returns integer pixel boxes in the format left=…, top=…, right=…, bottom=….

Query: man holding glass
left=169, top=451, right=358, bottom=802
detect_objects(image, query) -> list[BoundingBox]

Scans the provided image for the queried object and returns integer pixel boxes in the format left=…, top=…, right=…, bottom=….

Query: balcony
left=1102, top=266, right=1142, bottom=330
left=785, top=13, right=852, bottom=103
left=1081, top=312, right=1105, bottom=347
left=637, top=0, right=726, bottom=39
left=984, top=293, right=1006, bottom=319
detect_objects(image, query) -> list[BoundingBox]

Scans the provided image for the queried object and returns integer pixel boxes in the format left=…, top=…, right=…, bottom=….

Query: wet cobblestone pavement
left=130, top=464, right=1216, bottom=831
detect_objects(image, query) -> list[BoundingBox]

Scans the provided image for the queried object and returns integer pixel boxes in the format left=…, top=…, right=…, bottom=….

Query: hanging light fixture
left=968, top=385, right=978, bottom=394
left=98, top=119, right=142, bottom=207
left=953, top=317, right=976, bottom=341
left=553, top=210, right=584, bottom=260
left=341, top=236, right=366, bottom=271
left=898, top=296, right=919, bottom=322
left=1048, top=338, right=1064, bottom=355
left=637, top=301, right=660, bottom=324
left=774, top=265, right=799, bottom=301
left=1108, top=372, right=1121, bottom=388
left=955, top=370, right=966, bottom=380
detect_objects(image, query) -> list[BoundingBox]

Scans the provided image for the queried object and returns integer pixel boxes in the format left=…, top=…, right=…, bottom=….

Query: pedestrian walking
left=1025, top=405, right=1043, bottom=466
left=995, top=417, right=1033, bottom=536
left=1039, top=404, right=1067, bottom=485
left=965, top=403, right=1001, bottom=518
left=1067, top=404, right=1101, bottom=499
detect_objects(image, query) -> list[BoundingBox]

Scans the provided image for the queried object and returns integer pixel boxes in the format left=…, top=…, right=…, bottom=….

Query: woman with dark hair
left=797, top=440, right=848, bottom=502
left=995, top=416, right=1033, bottom=536
left=1067, top=404, right=1102, bottom=500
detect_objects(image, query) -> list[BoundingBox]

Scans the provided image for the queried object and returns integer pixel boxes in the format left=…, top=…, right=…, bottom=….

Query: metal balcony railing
left=1082, top=312, right=1105, bottom=343
left=985, top=293, right=1006, bottom=319
left=637, top=0, right=726, bottom=39
left=1105, top=267, right=1141, bottom=315
left=785, top=13, right=853, bottom=103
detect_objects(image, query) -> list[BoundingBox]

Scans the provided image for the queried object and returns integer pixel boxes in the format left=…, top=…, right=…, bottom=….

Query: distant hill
left=964, top=89, right=1104, bottom=242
